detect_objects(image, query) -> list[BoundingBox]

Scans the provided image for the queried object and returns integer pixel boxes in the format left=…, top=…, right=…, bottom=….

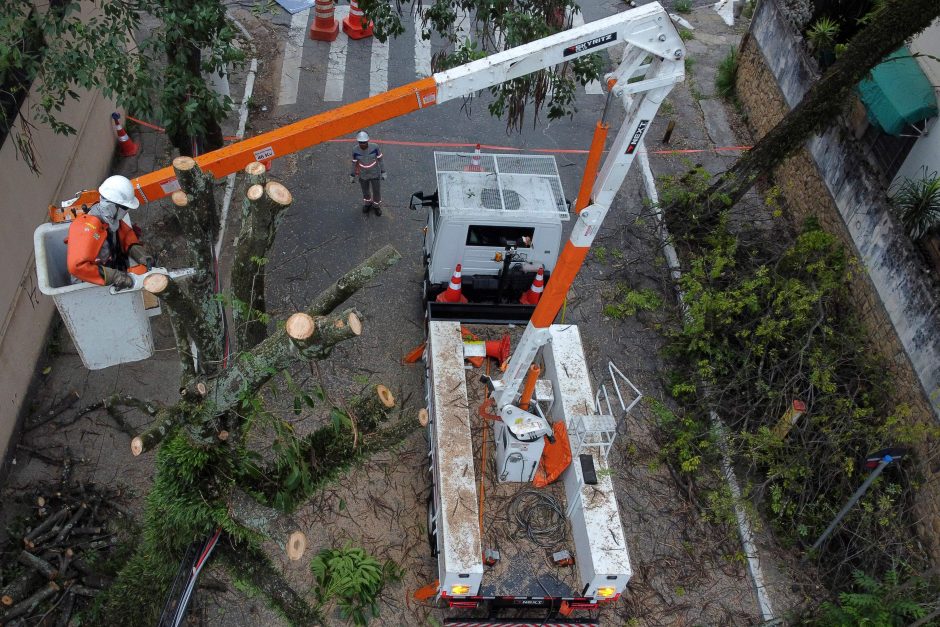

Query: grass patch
left=674, top=0, right=693, bottom=14
left=715, top=46, right=739, bottom=102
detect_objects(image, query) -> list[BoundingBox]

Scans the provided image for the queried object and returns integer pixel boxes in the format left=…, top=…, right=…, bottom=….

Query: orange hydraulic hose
left=479, top=360, right=490, bottom=538
left=518, top=364, right=541, bottom=411
left=52, top=77, right=439, bottom=220
left=574, top=121, right=609, bottom=214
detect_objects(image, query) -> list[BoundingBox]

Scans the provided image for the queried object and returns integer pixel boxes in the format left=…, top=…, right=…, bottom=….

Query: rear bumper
left=427, top=301, right=536, bottom=324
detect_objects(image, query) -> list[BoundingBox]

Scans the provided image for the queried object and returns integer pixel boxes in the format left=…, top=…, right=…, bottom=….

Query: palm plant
left=889, top=168, right=940, bottom=241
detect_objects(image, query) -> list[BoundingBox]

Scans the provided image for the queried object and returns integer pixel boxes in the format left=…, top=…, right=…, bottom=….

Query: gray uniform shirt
left=351, top=143, right=385, bottom=181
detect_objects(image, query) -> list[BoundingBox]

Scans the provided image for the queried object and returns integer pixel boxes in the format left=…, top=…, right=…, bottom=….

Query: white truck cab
left=415, top=152, right=570, bottom=317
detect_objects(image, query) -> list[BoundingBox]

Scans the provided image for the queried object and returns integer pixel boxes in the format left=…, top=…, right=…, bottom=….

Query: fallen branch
left=227, top=489, right=307, bottom=561
left=0, top=581, right=59, bottom=623
left=17, top=550, right=58, bottom=580
left=131, top=409, right=181, bottom=457
left=24, top=391, right=81, bottom=433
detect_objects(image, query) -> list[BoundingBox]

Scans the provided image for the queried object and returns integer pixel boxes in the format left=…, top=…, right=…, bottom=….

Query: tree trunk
left=232, top=170, right=293, bottom=352
left=217, top=542, right=323, bottom=625
left=227, top=489, right=307, bottom=561
left=171, top=157, right=224, bottom=376
left=672, top=0, right=940, bottom=221
left=211, top=308, right=362, bottom=412
left=144, top=273, right=198, bottom=381
left=306, top=244, right=402, bottom=316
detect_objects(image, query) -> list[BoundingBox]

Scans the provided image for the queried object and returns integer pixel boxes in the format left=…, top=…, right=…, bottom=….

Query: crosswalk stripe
left=570, top=11, right=604, bottom=95
left=278, top=9, right=310, bottom=106
left=369, top=37, right=390, bottom=96
left=324, top=7, right=350, bottom=102
left=415, top=14, right=432, bottom=77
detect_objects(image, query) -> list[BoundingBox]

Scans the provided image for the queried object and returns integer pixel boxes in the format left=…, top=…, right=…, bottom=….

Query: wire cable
left=508, top=490, right=567, bottom=548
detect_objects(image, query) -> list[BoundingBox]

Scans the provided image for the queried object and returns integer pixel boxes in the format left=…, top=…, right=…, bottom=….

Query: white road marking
left=570, top=11, right=604, bottom=95
left=370, top=36, right=390, bottom=95
left=415, top=13, right=432, bottom=77
left=278, top=9, right=309, bottom=106
left=324, top=7, right=350, bottom=102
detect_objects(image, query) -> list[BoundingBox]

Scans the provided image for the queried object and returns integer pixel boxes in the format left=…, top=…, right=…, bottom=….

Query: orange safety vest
left=66, top=214, right=144, bottom=285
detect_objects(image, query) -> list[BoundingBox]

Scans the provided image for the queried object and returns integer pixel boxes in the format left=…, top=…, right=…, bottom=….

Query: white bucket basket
left=34, top=222, right=154, bottom=370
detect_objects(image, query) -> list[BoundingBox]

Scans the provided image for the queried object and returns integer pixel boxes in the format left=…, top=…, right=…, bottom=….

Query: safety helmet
left=98, top=175, right=139, bottom=210
left=356, top=131, right=369, bottom=143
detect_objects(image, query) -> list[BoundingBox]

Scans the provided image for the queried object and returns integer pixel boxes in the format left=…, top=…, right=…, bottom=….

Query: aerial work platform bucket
left=33, top=222, right=185, bottom=370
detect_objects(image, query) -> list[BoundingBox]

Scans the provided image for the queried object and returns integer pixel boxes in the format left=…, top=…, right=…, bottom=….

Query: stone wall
left=736, top=0, right=940, bottom=560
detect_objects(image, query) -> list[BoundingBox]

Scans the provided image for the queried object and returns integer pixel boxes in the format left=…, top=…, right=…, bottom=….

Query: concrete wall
left=893, top=21, right=940, bottom=185
left=737, top=0, right=940, bottom=559
left=0, top=82, right=115, bottom=466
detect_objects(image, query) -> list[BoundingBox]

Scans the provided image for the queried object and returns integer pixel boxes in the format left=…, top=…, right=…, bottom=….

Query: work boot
left=373, top=203, right=382, bottom=216
left=362, top=201, right=372, bottom=213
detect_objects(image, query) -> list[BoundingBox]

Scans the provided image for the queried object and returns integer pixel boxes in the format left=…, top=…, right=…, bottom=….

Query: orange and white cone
left=309, top=0, right=339, bottom=41
left=465, top=144, right=482, bottom=172
left=436, top=263, right=469, bottom=303
left=519, top=266, right=544, bottom=305
left=342, top=0, right=373, bottom=39
left=111, top=112, right=139, bottom=157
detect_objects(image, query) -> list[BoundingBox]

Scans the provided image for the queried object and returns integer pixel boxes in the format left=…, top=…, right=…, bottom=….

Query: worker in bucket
left=67, top=175, right=154, bottom=291
left=349, top=130, right=386, bottom=215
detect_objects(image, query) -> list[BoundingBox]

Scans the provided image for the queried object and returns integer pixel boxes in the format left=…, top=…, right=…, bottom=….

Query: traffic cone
left=111, top=112, right=139, bottom=157
left=465, top=144, right=482, bottom=172
left=485, top=334, right=511, bottom=364
left=519, top=266, right=545, bottom=305
left=309, top=0, right=339, bottom=41
left=435, top=264, right=468, bottom=303
left=342, top=0, right=373, bottom=39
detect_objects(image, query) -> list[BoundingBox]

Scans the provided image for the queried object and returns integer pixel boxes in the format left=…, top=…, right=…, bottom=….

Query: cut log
left=131, top=409, right=180, bottom=457
left=231, top=178, right=293, bottom=351
left=213, top=308, right=365, bottom=412
left=0, top=582, right=59, bottom=623
left=348, top=384, right=396, bottom=431
left=244, top=161, right=267, bottom=187
left=287, top=310, right=361, bottom=359
left=66, top=584, right=99, bottom=597
left=54, top=591, right=74, bottom=627
left=17, top=550, right=58, bottom=580
left=0, top=572, right=42, bottom=607
left=53, top=503, right=88, bottom=544
left=227, top=489, right=307, bottom=561
left=24, top=507, right=69, bottom=548
left=418, top=408, right=429, bottom=427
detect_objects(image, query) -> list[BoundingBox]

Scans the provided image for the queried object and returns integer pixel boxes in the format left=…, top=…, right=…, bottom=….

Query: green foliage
left=889, top=168, right=940, bottom=241
left=602, top=284, right=662, bottom=319
left=678, top=28, right=694, bottom=41
left=0, top=0, right=243, bottom=171
left=815, top=569, right=935, bottom=626
left=673, top=0, right=693, bottom=14
left=359, top=0, right=602, bottom=131
left=715, top=46, right=739, bottom=102
left=660, top=213, right=938, bottom=589
left=310, top=545, right=402, bottom=626
left=807, top=17, right=840, bottom=52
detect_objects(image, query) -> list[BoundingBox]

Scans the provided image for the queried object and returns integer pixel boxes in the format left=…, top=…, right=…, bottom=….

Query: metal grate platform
left=434, top=152, right=570, bottom=220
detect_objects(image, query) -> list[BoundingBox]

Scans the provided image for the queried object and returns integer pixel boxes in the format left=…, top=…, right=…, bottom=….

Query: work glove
left=381, top=172, right=387, bottom=180
left=128, top=244, right=155, bottom=271
left=348, top=175, right=355, bottom=184
left=103, top=268, right=135, bottom=291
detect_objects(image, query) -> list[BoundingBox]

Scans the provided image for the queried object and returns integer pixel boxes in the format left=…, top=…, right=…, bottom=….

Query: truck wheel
left=426, top=493, right=439, bottom=557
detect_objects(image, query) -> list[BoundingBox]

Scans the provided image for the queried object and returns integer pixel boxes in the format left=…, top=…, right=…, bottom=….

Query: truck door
left=461, top=224, right=536, bottom=277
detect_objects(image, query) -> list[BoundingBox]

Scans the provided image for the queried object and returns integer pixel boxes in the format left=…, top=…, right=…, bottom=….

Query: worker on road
left=67, top=175, right=154, bottom=291
left=349, top=131, right=386, bottom=216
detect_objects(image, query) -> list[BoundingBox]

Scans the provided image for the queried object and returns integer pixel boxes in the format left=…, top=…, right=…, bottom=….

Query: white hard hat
left=356, top=131, right=369, bottom=143
left=98, top=175, right=139, bottom=209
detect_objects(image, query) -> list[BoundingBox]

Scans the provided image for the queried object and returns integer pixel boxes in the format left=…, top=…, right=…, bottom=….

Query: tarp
left=858, top=46, right=939, bottom=136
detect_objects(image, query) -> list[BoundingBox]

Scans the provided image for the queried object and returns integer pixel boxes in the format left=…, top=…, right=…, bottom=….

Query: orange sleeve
left=67, top=218, right=107, bottom=285
left=118, top=221, right=140, bottom=253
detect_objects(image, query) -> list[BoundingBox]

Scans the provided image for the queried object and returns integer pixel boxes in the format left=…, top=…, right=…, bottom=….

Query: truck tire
left=426, top=493, right=439, bottom=557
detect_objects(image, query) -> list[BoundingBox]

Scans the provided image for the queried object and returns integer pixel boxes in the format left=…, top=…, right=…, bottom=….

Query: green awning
left=858, top=46, right=938, bottom=136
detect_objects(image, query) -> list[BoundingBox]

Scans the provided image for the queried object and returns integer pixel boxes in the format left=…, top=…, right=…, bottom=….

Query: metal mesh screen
left=434, top=152, right=569, bottom=219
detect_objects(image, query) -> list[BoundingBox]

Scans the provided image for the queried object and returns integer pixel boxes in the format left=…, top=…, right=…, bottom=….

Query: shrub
left=715, top=46, right=739, bottom=101
left=311, top=545, right=401, bottom=625
left=674, top=0, right=693, bottom=14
